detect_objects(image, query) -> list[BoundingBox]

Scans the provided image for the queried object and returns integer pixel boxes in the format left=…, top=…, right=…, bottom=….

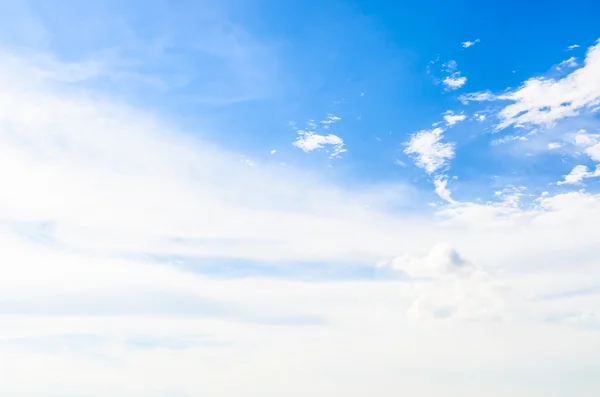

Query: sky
left=1, top=0, right=600, bottom=396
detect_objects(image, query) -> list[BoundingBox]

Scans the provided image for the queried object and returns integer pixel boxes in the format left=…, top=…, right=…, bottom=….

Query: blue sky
left=2, top=1, right=600, bottom=396
left=4, top=0, right=600, bottom=200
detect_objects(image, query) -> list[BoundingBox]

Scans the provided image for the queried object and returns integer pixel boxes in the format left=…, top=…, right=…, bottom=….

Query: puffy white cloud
left=390, top=243, right=475, bottom=279
left=443, top=73, right=467, bottom=90
left=557, top=165, right=600, bottom=185
left=404, top=127, right=455, bottom=174
left=547, top=142, right=562, bottom=150
left=443, top=111, right=467, bottom=126
left=293, top=131, right=346, bottom=157
left=462, top=39, right=480, bottom=48
left=389, top=244, right=506, bottom=322
left=573, top=130, right=600, bottom=161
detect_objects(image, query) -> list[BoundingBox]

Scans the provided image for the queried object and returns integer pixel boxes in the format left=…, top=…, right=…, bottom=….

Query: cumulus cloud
left=443, top=73, right=467, bottom=90
left=557, top=165, right=600, bottom=185
left=293, top=131, right=346, bottom=158
left=404, top=127, right=455, bottom=174
left=573, top=130, right=600, bottom=161
left=462, top=39, right=480, bottom=48
left=389, top=244, right=505, bottom=322
left=443, top=111, right=467, bottom=126
left=547, top=142, right=562, bottom=150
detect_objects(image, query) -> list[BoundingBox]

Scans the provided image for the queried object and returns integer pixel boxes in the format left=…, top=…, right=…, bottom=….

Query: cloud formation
left=463, top=40, right=600, bottom=129
left=404, top=127, right=455, bottom=174
left=462, top=39, right=480, bottom=48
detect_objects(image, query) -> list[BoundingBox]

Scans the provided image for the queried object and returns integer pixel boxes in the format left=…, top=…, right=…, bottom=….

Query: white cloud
left=443, top=111, right=467, bottom=126
left=464, top=39, right=600, bottom=129
left=547, top=142, right=562, bottom=150
left=462, top=39, right=480, bottom=48
left=443, top=60, right=458, bottom=73
left=270, top=149, right=277, bottom=155
left=586, top=143, right=600, bottom=161
left=491, top=134, right=528, bottom=145
left=443, top=73, right=467, bottom=90
left=293, top=131, right=346, bottom=158
left=404, top=127, right=455, bottom=174
left=320, top=113, right=342, bottom=129
left=573, top=130, right=600, bottom=161
left=567, top=44, right=580, bottom=50
left=459, top=91, right=498, bottom=103
left=4, top=47, right=600, bottom=397
left=433, top=176, right=456, bottom=203
left=556, top=56, right=578, bottom=70
left=557, top=165, right=600, bottom=185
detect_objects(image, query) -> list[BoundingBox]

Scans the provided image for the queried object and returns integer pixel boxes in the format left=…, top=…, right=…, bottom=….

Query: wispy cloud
left=461, top=40, right=600, bottom=129
left=567, top=44, right=580, bottom=50
left=320, top=113, right=342, bottom=129
left=462, top=39, right=480, bottom=48
left=556, top=56, right=578, bottom=70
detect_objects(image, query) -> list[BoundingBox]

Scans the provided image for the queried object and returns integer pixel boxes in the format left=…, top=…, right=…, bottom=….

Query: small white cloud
left=433, top=176, right=456, bottom=203
left=443, top=73, right=467, bottom=90
left=459, top=91, right=499, bottom=104
left=320, top=114, right=341, bottom=129
left=443, top=111, right=467, bottom=126
left=241, top=157, right=254, bottom=166
left=270, top=149, right=277, bottom=155
left=556, top=56, right=578, bottom=70
left=293, top=131, right=346, bottom=158
left=491, top=135, right=528, bottom=145
left=557, top=165, right=600, bottom=185
left=394, top=159, right=406, bottom=167
left=547, top=142, right=562, bottom=150
left=474, top=113, right=486, bottom=122
left=462, top=39, right=480, bottom=48
left=567, top=44, right=580, bottom=50
left=404, top=127, right=455, bottom=174
left=391, top=244, right=474, bottom=279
